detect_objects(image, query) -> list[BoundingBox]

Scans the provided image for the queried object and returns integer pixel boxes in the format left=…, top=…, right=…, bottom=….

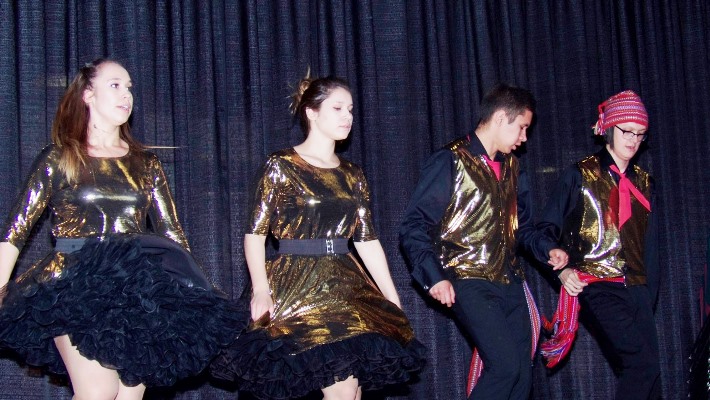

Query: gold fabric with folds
left=562, top=155, right=651, bottom=284
left=247, top=148, right=414, bottom=352
left=437, top=138, right=520, bottom=283
left=2, top=145, right=189, bottom=282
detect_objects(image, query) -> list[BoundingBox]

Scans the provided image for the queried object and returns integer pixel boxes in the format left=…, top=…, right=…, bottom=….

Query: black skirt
left=211, top=322, right=426, bottom=399
left=0, top=234, right=246, bottom=387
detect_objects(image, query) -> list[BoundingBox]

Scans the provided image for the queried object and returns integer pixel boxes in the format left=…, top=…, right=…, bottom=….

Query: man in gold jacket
left=535, top=90, right=660, bottom=399
left=400, top=84, right=567, bottom=399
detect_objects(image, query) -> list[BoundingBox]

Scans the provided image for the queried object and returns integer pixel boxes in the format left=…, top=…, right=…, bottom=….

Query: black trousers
left=579, top=282, right=661, bottom=400
left=452, top=279, right=532, bottom=400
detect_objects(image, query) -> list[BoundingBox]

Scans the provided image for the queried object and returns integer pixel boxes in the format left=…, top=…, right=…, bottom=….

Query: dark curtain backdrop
left=1, top=1, right=708, bottom=399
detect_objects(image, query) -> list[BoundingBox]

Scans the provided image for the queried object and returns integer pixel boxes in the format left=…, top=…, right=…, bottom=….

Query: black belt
left=55, top=238, right=88, bottom=253
left=277, top=238, right=349, bottom=255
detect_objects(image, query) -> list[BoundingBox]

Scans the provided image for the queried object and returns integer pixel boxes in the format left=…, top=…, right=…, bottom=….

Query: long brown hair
left=51, top=58, right=143, bottom=183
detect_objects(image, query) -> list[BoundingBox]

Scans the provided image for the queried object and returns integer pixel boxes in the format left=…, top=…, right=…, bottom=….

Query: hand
left=558, top=269, right=587, bottom=296
left=429, top=280, right=456, bottom=307
left=548, top=248, right=569, bottom=270
left=250, top=290, right=274, bottom=321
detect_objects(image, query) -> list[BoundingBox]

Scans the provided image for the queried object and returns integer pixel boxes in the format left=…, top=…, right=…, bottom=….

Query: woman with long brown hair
left=0, top=58, right=243, bottom=399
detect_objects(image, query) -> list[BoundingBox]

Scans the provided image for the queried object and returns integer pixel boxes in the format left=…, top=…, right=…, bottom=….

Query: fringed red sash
left=466, top=281, right=540, bottom=395
left=539, top=271, right=624, bottom=368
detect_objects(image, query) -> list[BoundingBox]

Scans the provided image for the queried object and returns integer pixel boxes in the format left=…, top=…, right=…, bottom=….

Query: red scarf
left=539, top=272, right=624, bottom=367
left=609, top=164, right=651, bottom=228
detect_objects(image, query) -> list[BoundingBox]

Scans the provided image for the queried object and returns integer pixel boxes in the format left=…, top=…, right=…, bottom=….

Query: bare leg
left=54, top=335, right=145, bottom=400
left=322, top=376, right=360, bottom=400
left=116, top=380, right=146, bottom=400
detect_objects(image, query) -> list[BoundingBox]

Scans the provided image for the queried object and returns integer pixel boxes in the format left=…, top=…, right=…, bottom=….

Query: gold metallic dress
left=0, top=145, right=244, bottom=387
left=211, top=148, right=424, bottom=399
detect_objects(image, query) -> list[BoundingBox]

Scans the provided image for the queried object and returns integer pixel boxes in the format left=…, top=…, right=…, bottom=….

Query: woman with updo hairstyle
left=211, top=75, right=425, bottom=399
left=0, top=58, right=244, bottom=399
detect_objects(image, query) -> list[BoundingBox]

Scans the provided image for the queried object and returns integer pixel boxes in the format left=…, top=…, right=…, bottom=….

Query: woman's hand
left=0, top=242, right=20, bottom=288
left=244, top=234, right=272, bottom=321
left=250, top=290, right=274, bottom=321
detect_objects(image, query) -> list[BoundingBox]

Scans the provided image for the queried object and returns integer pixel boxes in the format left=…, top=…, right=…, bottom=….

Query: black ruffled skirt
left=210, top=328, right=426, bottom=399
left=0, top=234, right=246, bottom=387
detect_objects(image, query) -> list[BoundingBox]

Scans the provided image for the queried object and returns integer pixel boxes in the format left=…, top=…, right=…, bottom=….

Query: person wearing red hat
left=532, top=90, right=661, bottom=399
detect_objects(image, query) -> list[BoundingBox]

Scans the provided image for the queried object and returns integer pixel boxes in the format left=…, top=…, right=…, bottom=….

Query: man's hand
left=429, top=280, right=456, bottom=307
left=548, top=248, right=569, bottom=270
left=559, top=269, right=587, bottom=296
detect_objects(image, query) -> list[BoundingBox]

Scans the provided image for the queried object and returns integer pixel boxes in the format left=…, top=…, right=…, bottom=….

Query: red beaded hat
left=593, top=90, right=648, bottom=135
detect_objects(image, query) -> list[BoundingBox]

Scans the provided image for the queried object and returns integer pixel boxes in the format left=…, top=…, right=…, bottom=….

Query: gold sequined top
left=247, top=148, right=415, bottom=351
left=562, top=155, right=651, bottom=284
left=249, top=149, right=376, bottom=241
left=437, top=138, right=521, bottom=283
left=1, top=145, right=189, bottom=251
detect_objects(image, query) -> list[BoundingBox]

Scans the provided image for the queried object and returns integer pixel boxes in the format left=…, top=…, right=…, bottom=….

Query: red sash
left=466, top=281, right=540, bottom=394
left=539, top=271, right=624, bottom=368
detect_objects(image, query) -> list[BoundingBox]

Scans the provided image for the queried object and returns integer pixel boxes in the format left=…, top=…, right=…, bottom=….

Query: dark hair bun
left=290, top=74, right=313, bottom=115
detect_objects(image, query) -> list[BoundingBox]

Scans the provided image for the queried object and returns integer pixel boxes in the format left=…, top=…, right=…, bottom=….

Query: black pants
left=452, top=279, right=532, bottom=400
left=579, top=283, right=661, bottom=400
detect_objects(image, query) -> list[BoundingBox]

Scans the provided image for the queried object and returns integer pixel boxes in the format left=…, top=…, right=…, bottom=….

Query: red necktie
left=609, top=165, right=651, bottom=228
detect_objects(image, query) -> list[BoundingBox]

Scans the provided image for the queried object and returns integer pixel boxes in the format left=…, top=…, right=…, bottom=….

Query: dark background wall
left=1, top=1, right=708, bottom=399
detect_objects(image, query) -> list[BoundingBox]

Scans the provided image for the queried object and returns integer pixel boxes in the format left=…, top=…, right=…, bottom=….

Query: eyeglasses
left=615, top=125, right=647, bottom=142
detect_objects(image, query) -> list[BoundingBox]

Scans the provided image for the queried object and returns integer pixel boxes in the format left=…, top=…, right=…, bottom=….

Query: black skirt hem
left=0, top=234, right=247, bottom=387
left=210, top=330, right=426, bottom=399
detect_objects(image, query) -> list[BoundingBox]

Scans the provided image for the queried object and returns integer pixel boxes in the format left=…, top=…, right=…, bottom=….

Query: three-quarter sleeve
left=353, top=166, right=377, bottom=242
left=1, top=145, right=57, bottom=251
left=147, top=153, right=190, bottom=250
left=247, top=156, right=282, bottom=236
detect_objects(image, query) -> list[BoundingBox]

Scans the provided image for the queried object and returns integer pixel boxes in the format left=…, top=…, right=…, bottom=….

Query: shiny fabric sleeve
left=353, top=166, right=377, bottom=242
left=399, top=149, right=454, bottom=290
left=515, top=167, right=556, bottom=263
left=536, top=166, right=583, bottom=240
left=246, top=156, right=281, bottom=236
left=643, top=178, right=660, bottom=306
left=1, top=146, right=56, bottom=251
left=516, top=162, right=581, bottom=264
left=534, top=165, right=584, bottom=265
left=147, top=153, right=190, bottom=250
left=536, top=165, right=582, bottom=245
